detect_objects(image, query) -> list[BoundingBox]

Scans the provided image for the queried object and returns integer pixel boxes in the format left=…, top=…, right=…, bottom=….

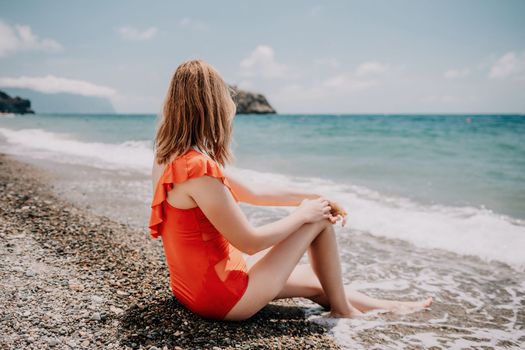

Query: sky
left=0, top=0, right=524, bottom=114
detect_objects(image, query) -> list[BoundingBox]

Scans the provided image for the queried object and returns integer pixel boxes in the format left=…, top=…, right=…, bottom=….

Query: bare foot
left=329, top=307, right=364, bottom=319
left=389, top=296, right=433, bottom=315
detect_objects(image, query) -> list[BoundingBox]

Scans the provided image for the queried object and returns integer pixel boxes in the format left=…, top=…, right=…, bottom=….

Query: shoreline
left=0, top=153, right=340, bottom=349
left=1, top=147, right=524, bottom=349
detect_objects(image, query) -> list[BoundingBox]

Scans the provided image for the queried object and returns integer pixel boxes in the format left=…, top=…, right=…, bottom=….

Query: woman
left=149, top=59, right=432, bottom=321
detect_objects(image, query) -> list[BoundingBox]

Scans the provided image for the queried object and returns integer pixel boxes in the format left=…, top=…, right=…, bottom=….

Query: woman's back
left=149, top=148, right=249, bottom=320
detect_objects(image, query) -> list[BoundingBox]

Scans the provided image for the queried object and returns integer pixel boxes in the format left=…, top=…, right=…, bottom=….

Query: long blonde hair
left=154, top=59, right=237, bottom=166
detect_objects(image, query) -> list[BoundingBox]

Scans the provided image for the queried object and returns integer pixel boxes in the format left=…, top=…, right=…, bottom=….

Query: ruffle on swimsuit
left=149, top=148, right=240, bottom=238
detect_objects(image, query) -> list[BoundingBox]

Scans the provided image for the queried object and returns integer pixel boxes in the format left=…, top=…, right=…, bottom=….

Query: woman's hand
left=295, top=197, right=333, bottom=224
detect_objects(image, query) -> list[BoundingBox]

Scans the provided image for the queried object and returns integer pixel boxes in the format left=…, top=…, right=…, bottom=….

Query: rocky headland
left=0, top=90, right=34, bottom=115
left=229, top=85, right=276, bottom=114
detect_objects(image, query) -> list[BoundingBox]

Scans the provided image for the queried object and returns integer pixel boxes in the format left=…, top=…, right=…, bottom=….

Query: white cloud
left=489, top=51, right=525, bottom=79
left=313, top=57, right=340, bottom=68
left=444, top=68, right=470, bottom=79
left=117, top=26, right=158, bottom=41
left=240, top=45, right=289, bottom=79
left=274, top=74, right=378, bottom=104
left=275, top=83, right=325, bottom=102
left=355, top=61, right=389, bottom=77
left=265, top=59, right=384, bottom=111
left=0, top=20, right=62, bottom=57
left=236, top=79, right=255, bottom=91
left=271, top=74, right=380, bottom=113
left=178, top=18, right=208, bottom=31
left=322, top=74, right=379, bottom=91
left=0, top=75, right=116, bottom=97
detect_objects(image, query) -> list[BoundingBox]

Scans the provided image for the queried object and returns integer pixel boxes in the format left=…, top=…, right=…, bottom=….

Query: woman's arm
left=183, top=175, right=333, bottom=255
left=224, top=170, right=322, bottom=206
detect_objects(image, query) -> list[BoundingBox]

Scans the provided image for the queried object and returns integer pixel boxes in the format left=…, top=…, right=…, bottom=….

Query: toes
left=423, top=296, right=433, bottom=307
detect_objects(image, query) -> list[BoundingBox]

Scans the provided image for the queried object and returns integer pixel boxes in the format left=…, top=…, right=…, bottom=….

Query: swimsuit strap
left=148, top=149, right=239, bottom=239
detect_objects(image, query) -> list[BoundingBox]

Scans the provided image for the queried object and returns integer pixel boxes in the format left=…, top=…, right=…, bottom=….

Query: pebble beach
left=0, top=153, right=340, bottom=349
left=1, top=114, right=524, bottom=349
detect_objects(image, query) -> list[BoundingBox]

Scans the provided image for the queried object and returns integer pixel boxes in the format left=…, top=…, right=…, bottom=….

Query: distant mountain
left=229, top=85, right=276, bottom=114
left=1, top=86, right=273, bottom=115
left=0, top=90, right=34, bottom=114
left=0, top=88, right=115, bottom=114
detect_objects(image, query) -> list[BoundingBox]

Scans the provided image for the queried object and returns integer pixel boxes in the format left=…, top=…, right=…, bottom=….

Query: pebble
left=47, top=337, right=60, bottom=346
left=91, top=295, right=104, bottom=303
left=110, top=306, right=124, bottom=315
left=0, top=154, right=339, bottom=350
left=68, top=281, right=84, bottom=291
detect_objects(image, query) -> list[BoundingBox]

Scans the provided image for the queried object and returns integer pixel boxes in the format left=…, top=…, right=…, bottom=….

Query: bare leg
left=341, top=288, right=432, bottom=314
left=274, top=264, right=433, bottom=314
left=224, top=220, right=357, bottom=321
left=306, top=223, right=361, bottom=317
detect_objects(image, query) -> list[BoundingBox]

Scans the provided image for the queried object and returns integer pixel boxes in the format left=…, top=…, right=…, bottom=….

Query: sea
left=1, top=113, right=524, bottom=349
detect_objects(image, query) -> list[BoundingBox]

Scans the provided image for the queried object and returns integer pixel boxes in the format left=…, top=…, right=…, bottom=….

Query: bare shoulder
left=185, top=174, right=230, bottom=196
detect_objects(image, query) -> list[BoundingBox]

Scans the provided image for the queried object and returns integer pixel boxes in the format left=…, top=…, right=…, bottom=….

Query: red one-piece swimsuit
left=148, top=148, right=249, bottom=320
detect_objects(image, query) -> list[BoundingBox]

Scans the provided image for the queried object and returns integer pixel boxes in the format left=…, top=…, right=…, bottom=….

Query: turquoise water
left=233, top=114, right=525, bottom=219
left=1, top=113, right=523, bottom=219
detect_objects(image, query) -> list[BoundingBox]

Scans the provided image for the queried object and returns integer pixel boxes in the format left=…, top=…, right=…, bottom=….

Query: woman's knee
left=310, top=219, right=333, bottom=239
left=306, top=218, right=332, bottom=234
left=325, top=222, right=337, bottom=238
left=280, top=219, right=331, bottom=250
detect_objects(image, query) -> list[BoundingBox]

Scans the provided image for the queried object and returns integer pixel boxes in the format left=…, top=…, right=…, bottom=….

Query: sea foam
left=0, top=127, right=153, bottom=172
left=231, top=167, right=525, bottom=270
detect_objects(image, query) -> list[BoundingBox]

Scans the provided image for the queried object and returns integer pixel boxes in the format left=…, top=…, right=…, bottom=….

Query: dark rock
left=0, top=90, right=34, bottom=114
left=228, top=85, right=276, bottom=114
